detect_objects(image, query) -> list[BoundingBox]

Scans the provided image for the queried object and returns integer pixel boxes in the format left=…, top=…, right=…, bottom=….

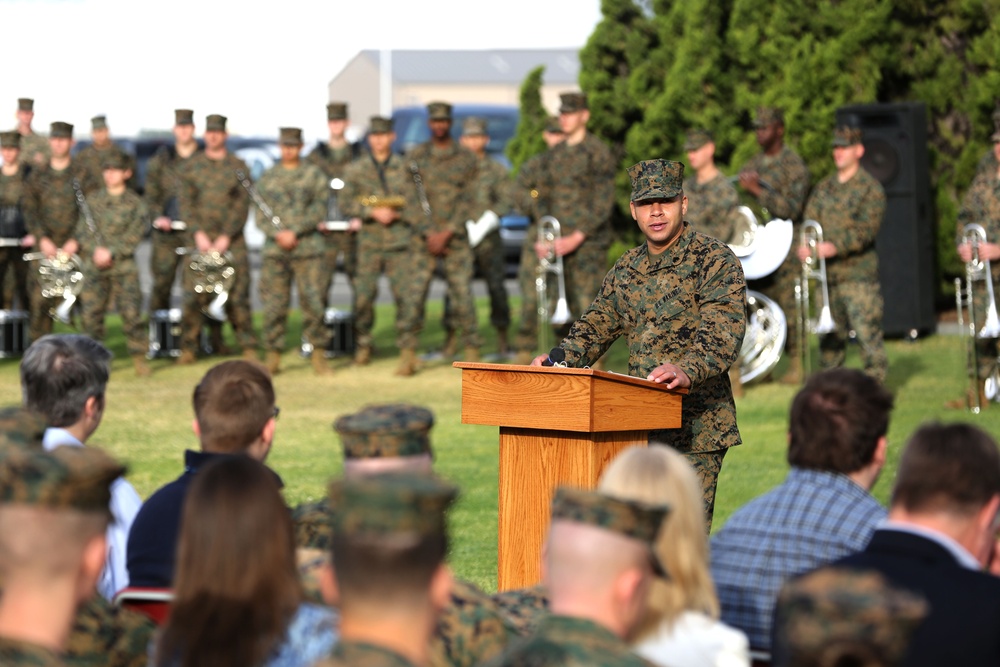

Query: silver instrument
left=738, top=290, right=787, bottom=384
left=178, top=248, right=235, bottom=322
left=236, top=169, right=282, bottom=231
left=72, top=179, right=106, bottom=247
left=725, top=177, right=794, bottom=280
left=535, top=215, right=572, bottom=352
left=795, top=220, right=837, bottom=378
left=22, top=251, right=84, bottom=324
left=955, top=224, right=1000, bottom=412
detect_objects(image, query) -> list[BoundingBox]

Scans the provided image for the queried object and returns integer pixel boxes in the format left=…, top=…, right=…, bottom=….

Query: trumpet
left=535, top=216, right=572, bottom=352
left=23, top=251, right=84, bottom=324
left=178, top=248, right=235, bottom=322
left=795, top=220, right=836, bottom=378
left=955, top=223, right=1000, bottom=412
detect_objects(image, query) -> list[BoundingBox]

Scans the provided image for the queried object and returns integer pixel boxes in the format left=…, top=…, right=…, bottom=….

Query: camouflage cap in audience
left=0, top=131, right=21, bottom=149
left=329, top=472, right=457, bottom=538
left=427, top=102, right=453, bottom=121
left=628, top=159, right=684, bottom=202
left=17, top=98, right=34, bottom=112
left=544, top=115, right=563, bottom=134
left=551, top=486, right=670, bottom=577
left=102, top=152, right=130, bottom=170
left=832, top=126, right=863, bottom=147
left=369, top=116, right=393, bottom=134
left=50, top=122, right=74, bottom=138
left=753, top=106, right=784, bottom=128
left=279, top=127, right=304, bottom=146
left=327, top=102, right=348, bottom=121
left=462, top=116, right=488, bottom=137
left=559, top=92, right=588, bottom=113
left=684, top=129, right=714, bottom=152
left=774, top=568, right=928, bottom=667
left=0, top=407, right=46, bottom=451
left=174, top=109, right=194, bottom=126
left=335, top=404, right=434, bottom=459
left=91, top=115, right=108, bottom=131
left=0, top=444, right=125, bottom=515
left=205, top=114, right=227, bottom=132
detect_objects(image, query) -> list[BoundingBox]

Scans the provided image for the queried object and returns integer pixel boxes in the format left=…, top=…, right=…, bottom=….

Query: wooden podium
left=453, top=362, right=686, bottom=591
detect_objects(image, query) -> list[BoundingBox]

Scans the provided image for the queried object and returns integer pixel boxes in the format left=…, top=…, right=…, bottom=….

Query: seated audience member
left=127, top=360, right=279, bottom=588
left=491, top=487, right=668, bottom=667
left=0, top=441, right=123, bottom=664
left=819, top=422, right=1000, bottom=667
left=20, top=333, right=142, bottom=600
left=152, top=456, right=335, bottom=667
left=772, top=568, right=928, bottom=667
left=709, top=368, right=893, bottom=654
left=314, top=473, right=458, bottom=667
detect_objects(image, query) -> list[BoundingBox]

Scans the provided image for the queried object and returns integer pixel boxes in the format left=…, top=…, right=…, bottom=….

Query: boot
left=265, top=350, right=282, bottom=375
left=779, top=356, right=802, bottom=385
left=463, top=346, right=481, bottom=363
left=242, top=348, right=259, bottom=362
left=395, top=349, right=418, bottom=377
left=514, top=350, right=534, bottom=366
left=354, top=346, right=372, bottom=366
left=312, top=352, right=331, bottom=376
left=177, top=350, right=197, bottom=366
left=442, top=330, right=457, bottom=358
left=209, top=327, right=233, bottom=356
left=729, top=365, right=744, bottom=399
left=132, top=355, right=151, bottom=377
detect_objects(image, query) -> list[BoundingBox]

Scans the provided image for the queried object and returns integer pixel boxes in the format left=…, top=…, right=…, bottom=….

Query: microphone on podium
left=541, top=348, right=567, bottom=367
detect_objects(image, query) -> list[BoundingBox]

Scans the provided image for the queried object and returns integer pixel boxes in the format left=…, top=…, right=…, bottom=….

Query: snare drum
left=0, top=310, right=28, bottom=358
left=324, top=308, right=355, bottom=357
left=148, top=308, right=182, bottom=359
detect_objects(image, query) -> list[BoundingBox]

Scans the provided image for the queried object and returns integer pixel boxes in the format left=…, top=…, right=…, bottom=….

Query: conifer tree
left=506, top=65, right=547, bottom=174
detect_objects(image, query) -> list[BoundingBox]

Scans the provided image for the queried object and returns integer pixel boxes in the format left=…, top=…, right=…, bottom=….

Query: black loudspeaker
left=835, top=102, right=936, bottom=338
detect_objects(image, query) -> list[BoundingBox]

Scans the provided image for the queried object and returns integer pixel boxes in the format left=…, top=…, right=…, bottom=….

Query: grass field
left=2, top=296, right=998, bottom=592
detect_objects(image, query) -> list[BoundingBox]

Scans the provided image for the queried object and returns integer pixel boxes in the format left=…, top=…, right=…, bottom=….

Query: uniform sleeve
left=340, top=163, right=363, bottom=221
left=576, top=140, right=615, bottom=238
left=22, top=172, right=43, bottom=237
left=253, top=170, right=279, bottom=243
left=560, top=265, right=624, bottom=365
left=453, top=153, right=480, bottom=234
left=957, top=173, right=990, bottom=241
left=827, top=179, right=885, bottom=257
left=178, top=161, right=200, bottom=237
left=144, top=153, right=166, bottom=214
left=759, top=154, right=809, bottom=220
left=115, top=197, right=148, bottom=260
left=305, top=167, right=329, bottom=235
left=226, top=158, right=252, bottom=238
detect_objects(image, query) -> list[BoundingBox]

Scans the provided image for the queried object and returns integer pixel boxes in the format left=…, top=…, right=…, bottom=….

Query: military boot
left=312, top=352, right=331, bottom=376
left=395, top=349, right=418, bottom=377
left=779, top=356, right=802, bottom=385
left=132, top=355, right=151, bottom=377
left=463, top=346, right=481, bottom=363
left=177, top=350, right=197, bottom=366
left=265, top=351, right=282, bottom=375
left=209, top=327, right=233, bottom=356
left=729, top=365, right=744, bottom=399
left=354, top=346, right=372, bottom=366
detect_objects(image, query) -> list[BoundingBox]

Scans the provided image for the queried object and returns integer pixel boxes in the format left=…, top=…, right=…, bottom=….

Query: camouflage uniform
left=804, top=130, right=887, bottom=382
left=19, top=135, right=50, bottom=170
left=684, top=172, right=739, bottom=243
left=0, top=134, right=31, bottom=310
left=341, top=150, right=432, bottom=355
left=558, top=160, right=746, bottom=525
left=315, top=641, right=417, bottom=667
left=0, top=638, right=64, bottom=666
left=74, top=186, right=148, bottom=356
left=73, top=117, right=136, bottom=194
left=177, top=149, right=258, bottom=355
left=491, top=584, right=549, bottom=637
left=513, top=150, right=550, bottom=353
left=65, top=595, right=156, bottom=667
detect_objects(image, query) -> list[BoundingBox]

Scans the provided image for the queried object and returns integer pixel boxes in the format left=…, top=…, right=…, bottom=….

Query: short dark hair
left=892, top=422, right=1000, bottom=516
left=20, top=335, right=111, bottom=428
left=192, top=361, right=275, bottom=453
left=331, top=531, right=447, bottom=605
left=787, top=369, right=894, bottom=474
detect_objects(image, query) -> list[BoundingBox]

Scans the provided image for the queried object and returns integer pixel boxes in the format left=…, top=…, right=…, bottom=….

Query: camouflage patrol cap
left=0, top=444, right=125, bottom=515
left=279, top=127, right=304, bottom=146
left=544, top=116, right=563, bottom=134
left=174, top=109, right=194, bottom=126
left=335, top=404, right=434, bottom=460
left=50, top=122, right=74, bottom=139
left=427, top=102, right=453, bottom=121
left=369, top=116, right=393, bottom=134
left=17, top=98, right=33, bottom=112
left=462, top=116, right=488, bottom=137
left=684, top=129, right=714, bottom=152
left=832, top=125, right=863, bottom=147
left=753, top=106, right=784, bottom=128
left=102, top=152, right=130, bottom=170
left=327, top=102, right=348, bottom=121
left=628, top=159, right=684, bottom=202
left=0, top=406, right=46, bottom=451
left=205, top=114, right=227, bottom=132
left=329, top=472, right=457, bottom=539
left=91, top=115, right=108, bottom=131
left=551, top=486, right=670, bottom=577
left=0, top=131, right=21, bottom=149
left=559, top=92, right=588, bottom=114
left=774, top=568, right=928, bottom=667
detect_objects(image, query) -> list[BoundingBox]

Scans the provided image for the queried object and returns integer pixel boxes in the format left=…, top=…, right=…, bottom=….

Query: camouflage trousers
left=260, top=251, right=328, bottom=352
left=81, top=263, right=146, bottom=356
left=676, top=446, right=727, bottom=533
left=432, top=238, right=480, bottom=349
left=0, top=248, right=30, bottom=311
left=149, top=229, right=186, bottom=311
left=445, top=230, right=509, bottom=332
left=323, top=230, right=355, bottom=308
left=819, top=279, right=888, bottom=383
left=354, top=245, right=433, bottom=351
left=751, top=249, right=801, bottom=362
left=180, top=245, right=258, bottom=354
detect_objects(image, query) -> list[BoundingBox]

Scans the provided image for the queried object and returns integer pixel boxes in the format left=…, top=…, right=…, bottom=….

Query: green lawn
left=1, top=297, right=997, bottom=592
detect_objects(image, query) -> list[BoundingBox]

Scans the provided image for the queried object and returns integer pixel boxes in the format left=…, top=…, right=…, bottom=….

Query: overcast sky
left=4, top=0, right=601, bottom=141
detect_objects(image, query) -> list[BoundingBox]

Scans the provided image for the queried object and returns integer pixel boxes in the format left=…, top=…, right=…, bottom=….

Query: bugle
left=795, top=220, right=836, bottom=378
left=535, top=215, right=572, bottom=352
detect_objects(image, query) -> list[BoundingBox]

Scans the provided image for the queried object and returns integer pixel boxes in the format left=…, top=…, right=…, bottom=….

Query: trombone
left=535, top=216, right=572, bottom=352
left=795, top=220, right=836, bottom=377
left=955, top=223, right=1000, bottom=412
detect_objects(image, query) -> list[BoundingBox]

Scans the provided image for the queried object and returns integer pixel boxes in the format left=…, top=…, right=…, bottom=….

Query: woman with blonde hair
left=599, top=444, right=749, bottom=667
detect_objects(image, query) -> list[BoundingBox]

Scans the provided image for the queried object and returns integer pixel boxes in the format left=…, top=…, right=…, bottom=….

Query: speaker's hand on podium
left=647, top=363, right=690, bottom=389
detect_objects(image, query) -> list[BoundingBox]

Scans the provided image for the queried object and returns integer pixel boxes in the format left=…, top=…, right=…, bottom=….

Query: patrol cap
left=0, top=406, right=46, bottom=451
left=774, top=568, right=928, bottom=666
left=329, top=472, right=457, bottom=539
left=551, top=486, right=670, bottom=577
left=832, top=125, right=863, bottom=147
left=50, top=122, right=74, bottom=139
left=0, top=444, right=125, bottom=516
left=102, top=152, right=130, bottom=170
left=327, top=102, right=348, bottom=121
left=628, top=159, right=685, bottom=202
left=0, top=132, right=21, bottom=149
left=17, top=98, right=34, bottom=112
left=91, top=115, right=108, bottom=131
left=462, top=116, right=488, bottom=137
left=753, top=106, right=784, bottom=128
left=369, top=116, right=393, bottom=135
left=174, top=109, right=194, bottom=126
left=427, top=102, right=453, bottom=121
left=684, top=129, right=713, bottom=152
left=205, top=114, right=228, bottom=132
left=559, top=92, right=588, bottom=114
left=279, top=127, right=304, bottom=146
left=335, top=404, right=434, bottom=460
left=544, top=116, right=563, bottom=134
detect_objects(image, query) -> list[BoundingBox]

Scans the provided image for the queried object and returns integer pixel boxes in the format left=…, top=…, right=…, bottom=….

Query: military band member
left=13, top=98, right=49, bottom=168
left=176, top=114, right=259, bottom=364
left=341, top=117, right=433, bottom=377
left=73, top=116, right=136, bottom=194
left=144, top=109, right=201, bottom=312
left=738, top=107, right=811, bottom=384
left=255, top=127, right=331, bottom=376
left=72, top=153, right=150, bottom=376
left=407, top=101, right=481, bottom=362
left=796, top=126, right=887, bottom=383
left=0, top=131, right=32, bottom=311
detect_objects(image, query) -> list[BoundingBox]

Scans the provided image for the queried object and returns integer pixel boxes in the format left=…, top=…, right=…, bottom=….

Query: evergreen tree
left=506, top=65, right=548, bottom=174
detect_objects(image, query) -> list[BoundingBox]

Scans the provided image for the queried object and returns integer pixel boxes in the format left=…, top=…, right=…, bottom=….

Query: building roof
left=359, top=49, right=580, bottom=85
